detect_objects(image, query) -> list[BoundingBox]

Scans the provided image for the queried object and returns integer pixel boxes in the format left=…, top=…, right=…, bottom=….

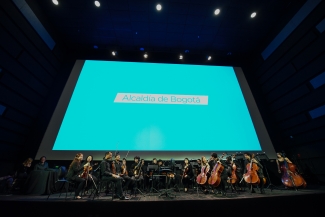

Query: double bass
left=279, top=152, right=306, bottom=189
left=208, top=154, right=225, bottom=187
left=196, top=157, right=210, bottom=185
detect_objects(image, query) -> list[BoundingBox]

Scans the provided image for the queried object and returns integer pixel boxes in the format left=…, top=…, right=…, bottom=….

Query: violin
left=279, top=153, right=306, bottom=188
left=111, top=161, right=116, bottom=175
left=81, top=163, right=93, bottom=179
left=243, top=154, right=260, bottom=185
left=121, top=164, right=128, bottom=176
left=208, top=154, right=225, bottom=187
left=196, top=157, right=210, bottom=185
left=182, top=164, right=189, bottom=181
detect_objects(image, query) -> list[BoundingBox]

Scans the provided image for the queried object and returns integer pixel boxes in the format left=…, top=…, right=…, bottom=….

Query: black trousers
left=247, top=176, right=264, bottom=191
left=101, top=176, right=123, bottom=197
left=182, top=176, right=192, bottom=188
left=71, top=176, right=86, bottom=197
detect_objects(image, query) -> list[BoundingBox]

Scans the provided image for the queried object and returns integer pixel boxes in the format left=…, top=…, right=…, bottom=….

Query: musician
left=81, top=155, right=98, bottom=194
left=182, top=158, right=193, bottom=192
left=114, top=153, right=133, bottom=192
left=276, top=153, right=293, bottom=173
left=66, top=153, right=87, bottom=199
left=152, top=158, right=158, bottom=165
left=209, top=153, right=229, bottom=196
left=141, top=159, right=149, bottom=190
left=130, top=156, right=144, bottom=193
left=100, top=151, right=129, bottom=200
left=231, top=154, right=244, bottom=190
left=196, top=159, right=202, bottom=176
left=199, top=156, right=210, bottom=193
left=158, top=159, right=164, bottom=167
left=243, top=153, right=265, bottom=194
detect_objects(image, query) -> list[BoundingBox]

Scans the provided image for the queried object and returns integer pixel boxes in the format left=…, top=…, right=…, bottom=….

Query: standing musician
left=181, top=158, right=193, bottom=192
left=66, top=153, right=87, bottom=199
left=243, top=152, right=265, bottom=194
left=276, top=152, right=293, bottom=173
left=100, top=151, right=129, bottom=200
left=113, top=153, right=133, bottom=192
left=196, top=159, right=202, bottom=176
left=81, top=155, right=98, bottom=194
left=231, top=154, right=244, bottom=190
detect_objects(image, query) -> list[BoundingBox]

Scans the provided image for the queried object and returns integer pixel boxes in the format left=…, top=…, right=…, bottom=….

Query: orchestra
left=60, top=150, right=307, bottom=200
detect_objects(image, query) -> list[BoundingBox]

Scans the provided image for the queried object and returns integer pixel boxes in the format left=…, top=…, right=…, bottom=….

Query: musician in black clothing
left=209, top=153, right=230, bottom=196
left=66, top=153, right=87, bottom=199
left=243, top=152, right=265, bottom=194
left=81, top=155, right=98, bottom=194
left=113, top=153, right=133, bottom=191
left=129, top=156, right=143, bottom=193
left=181, top=158, right=193, bottom=192
left=100, top=152, right=129, bottom=200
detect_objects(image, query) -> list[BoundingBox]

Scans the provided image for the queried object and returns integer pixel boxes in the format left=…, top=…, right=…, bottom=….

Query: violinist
left=100, top=151, right=129, bottom=200
left=182, top=158, right=193, bottom=192
left=141, top=159, right=149, bottom=190
left=81, top=155, right=98, bottom=194
left=66, top=153, right=86, bottom=199
left=243, top=152, right=265, bottom=194
left=114, top=153, right=133, bottom=192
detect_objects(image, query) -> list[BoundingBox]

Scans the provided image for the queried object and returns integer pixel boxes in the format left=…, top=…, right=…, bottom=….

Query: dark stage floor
left=1, top=187, right=325, bottom=216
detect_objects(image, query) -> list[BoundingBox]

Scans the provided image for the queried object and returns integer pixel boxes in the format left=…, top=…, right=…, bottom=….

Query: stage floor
left=1, top=187, right=324, bottom=202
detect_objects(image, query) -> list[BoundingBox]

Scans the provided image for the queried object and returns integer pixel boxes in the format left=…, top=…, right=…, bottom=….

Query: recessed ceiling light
left=207, top=56, right=212, bottom=60
left=214, top=9, right=220, bottom=15
left=144, top=53, right=148, bottom=58
left=156, top=4, right=162, bottom=11
left=93, top=45, right=98, bottom=49
left=94, top=1, right=100, bottom=7
left=52, top=0, right=59, bottom=5
left=251, top=12, right=257, bottom=18
left=179, top=55, right=183, bottom=60
left=112, top=51, right=117, bottom=56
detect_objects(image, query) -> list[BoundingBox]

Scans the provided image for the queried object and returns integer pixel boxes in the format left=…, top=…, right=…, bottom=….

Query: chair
left=90, top=162, right=115, bottom=200
left=47, top=166, right=77, bottom=200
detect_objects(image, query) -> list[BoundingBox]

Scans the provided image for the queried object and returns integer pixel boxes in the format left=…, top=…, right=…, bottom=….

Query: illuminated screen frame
left=36, top=60, right=276, bottom=160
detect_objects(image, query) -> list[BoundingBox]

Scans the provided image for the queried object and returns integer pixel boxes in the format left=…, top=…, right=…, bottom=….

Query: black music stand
left=158, top=167, right=176, bottom=198
left=256, top=153, right=280, bottom=191
left=147, top=165, right=159, bottom=195
left=189, top=162, right=201, bottom=196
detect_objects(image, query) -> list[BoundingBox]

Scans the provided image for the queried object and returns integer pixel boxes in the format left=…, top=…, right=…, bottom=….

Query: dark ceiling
left=29, top=0, right=305, bottom=58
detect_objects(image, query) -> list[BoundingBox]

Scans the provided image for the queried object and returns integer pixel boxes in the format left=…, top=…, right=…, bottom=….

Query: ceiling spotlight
left=112, top=51, right=117, bottom=56
left=214, top=9, right=220, bottom=15
left=179, top=55, right=183, bottom=60
left=207, top=56, right=212, bottom=60
left=52, top=0, right=59, bottom=5
left=251, top=12, right=257, bottom=18
left=156, top=4, right=162, bottom=11
left=94, top=1, right=100, bottom=7
left=144, top=53, right=148, bottom=58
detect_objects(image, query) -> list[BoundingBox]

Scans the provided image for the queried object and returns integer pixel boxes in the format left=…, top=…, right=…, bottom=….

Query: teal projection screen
left=36, top=60, right=276, bottom=160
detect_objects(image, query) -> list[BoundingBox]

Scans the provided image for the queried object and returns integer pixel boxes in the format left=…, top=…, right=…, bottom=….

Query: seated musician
left=130, top=156, right=144, bottom=192
left=113, top=153, right=133, bottom=191
left=196, top=159, right=202, bottom=176
left=209, top=153, right=229, bottom=196
left=81, top=155, right=98, bottom=194
left=66, top=153, right=86, bottom=199
left=34, top=156, right=49, bottom=171
left=231, top=154, right=244, bottom=191
left=100, top=151, right=129, bottom=200
left=140, top=159, right=149, bottom=190
left=182, top=158, right=193, bottom=192
left=243, top=152, right=265, bottom=194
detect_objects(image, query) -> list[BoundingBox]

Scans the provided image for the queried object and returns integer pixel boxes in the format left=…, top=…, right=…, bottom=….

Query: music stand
left=158, top=167, right=176, bottom=198
left=255, top=153, right=280, bottom=191
left=147, top=165, right=159, bottom=195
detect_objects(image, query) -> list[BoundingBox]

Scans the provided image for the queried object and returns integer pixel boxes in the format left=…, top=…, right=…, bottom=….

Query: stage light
left=156, top=4, right=162, bottom=11
left=207, top=56, right=212, bottom=60
left=140, top=47, right=145, bottom=51
left=179, top=55, right=183, bottom=60
left=93, top=45, right=98, bottom=49
left=144, top=53, right=148, bottom=58
left=95, top=1, right=100, bottom=7
left=251, top=12, right=257, bottom=18
left=112, top=51, right=117, bottom=56
left=214, top=9, right=220, bottom=15
left=52, top=0, right=59, bottom=5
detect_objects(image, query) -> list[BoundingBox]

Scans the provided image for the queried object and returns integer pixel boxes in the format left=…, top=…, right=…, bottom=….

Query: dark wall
left=243, top=1, right=325, bottom=183
left=0, top=0, right=73, bottom=176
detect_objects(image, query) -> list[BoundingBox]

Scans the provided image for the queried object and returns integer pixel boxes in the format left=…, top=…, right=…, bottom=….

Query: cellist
left=243, top=153, right=265, bottom=194
left=209, top=153, right=230, bottom=196
left=276, top=152, right=292, bottom=173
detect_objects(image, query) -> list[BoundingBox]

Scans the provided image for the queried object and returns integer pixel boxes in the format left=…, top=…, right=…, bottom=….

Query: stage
left=1, top=187, right=324, bottom=215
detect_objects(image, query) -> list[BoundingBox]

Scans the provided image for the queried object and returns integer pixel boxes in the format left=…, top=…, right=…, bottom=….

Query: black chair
left=91, top=162, right=115, bottom=200
left=47, top=166, right=77, bottom=200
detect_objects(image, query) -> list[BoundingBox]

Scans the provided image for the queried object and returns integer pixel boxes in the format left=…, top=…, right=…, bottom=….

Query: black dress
left=181, top=164, right=194, bottom=189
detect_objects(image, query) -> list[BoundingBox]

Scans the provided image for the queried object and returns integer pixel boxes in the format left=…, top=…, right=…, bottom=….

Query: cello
left=227, top=154, right=237, bottom=184
left=196, top=156, right=210, bottom=185
left=243, top=154, right=260, bottom=186
left=208, top=154, right=225, bottom=187
left=279, top=152, right=306, bottom=189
